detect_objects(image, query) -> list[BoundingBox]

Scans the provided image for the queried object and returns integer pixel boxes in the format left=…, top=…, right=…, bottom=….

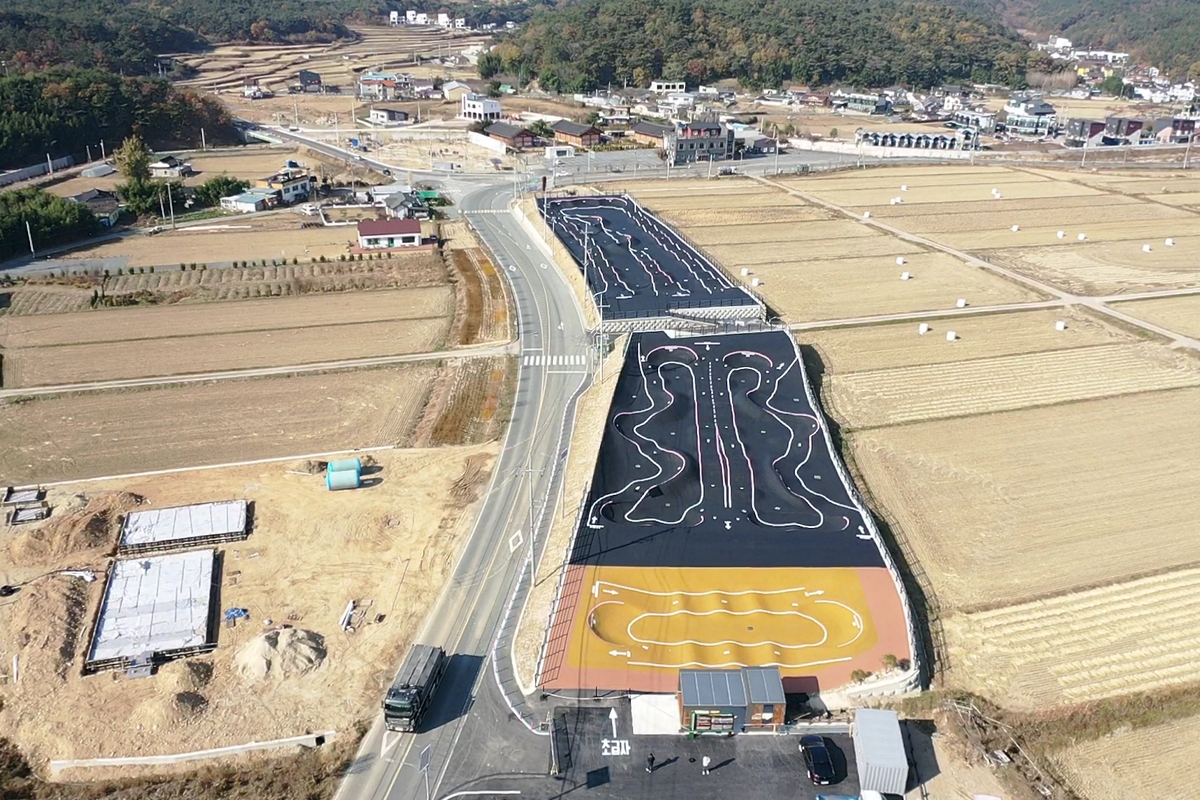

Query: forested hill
left=959, top=0, right=1200, bottom=76
left=0, top=0, right=385, bottom=74
left=481, top=0, right=1046, bottom=91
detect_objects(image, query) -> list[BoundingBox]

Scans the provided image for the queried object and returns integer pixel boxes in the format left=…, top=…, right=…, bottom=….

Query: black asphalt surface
left=571, top=331, right=883, bottom=569
left=538, top=195, right=758, bottom=320
left=438, top=703, right=862, bottom=800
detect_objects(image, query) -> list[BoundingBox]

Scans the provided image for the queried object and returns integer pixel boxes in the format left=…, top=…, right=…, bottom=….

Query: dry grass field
left=1113, top=294, right=1200, bottom=339
left=0, top=288, right=453, bottom=387
left=0, top=444, right=496, bottom=768
left=1051, top=715, right=1200, bottom=800
left=0, top=365, right=438, bottom=483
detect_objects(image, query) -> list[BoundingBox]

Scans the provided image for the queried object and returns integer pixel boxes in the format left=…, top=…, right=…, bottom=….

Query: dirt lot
left=1114, top=294, right=1200, bottom=339
left=1051, top=714, right=1200, bottom=800
left=0, top=287, right=454, bottom=387
left=44, top=147, right=306, bottom=199
left=0, top=444, right=496, bottom=771
left=0, top=365, right=437, bottom=483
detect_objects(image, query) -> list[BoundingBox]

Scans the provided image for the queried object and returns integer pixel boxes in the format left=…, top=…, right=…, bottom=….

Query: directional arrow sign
left=609, top=649, right=631, bottom=658
left=609, top=707, right=619, bottom=738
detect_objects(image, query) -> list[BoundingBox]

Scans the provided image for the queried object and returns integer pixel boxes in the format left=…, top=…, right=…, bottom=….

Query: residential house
left=732, top=129, right=775, bottom=155
left=454, top=18, right=467, bottom=29
left=799, top=93, right=831, bottom=107
left=951, top=108, right=997, bottom=133
left=369, top=107, right=410, bottom=125
left=405, top=10, right=417, bottom=24
left=298, top=70, right=322, bottom=92
left=357, top=218, right=422, bottom=249
left=442, top=80, right=472, bottom=101
left=149, top=155, right=190, bottom=179
left=1002, top=95, right=1057, bottom=136
left=389, top=10, right=400, bottom=25
left=358, top=72, right=403, bottom=101
left=242, top=78, right=263, bottom=99
left=436, top=12, right=451, bottom=27
left=485, top=122, right=536, bottom=149
left=1155, top=116, right=1197, bottom=144
left=383, top=192, right=432, bottom=220
left=834, top=91, right=892, bottom=115
left=460, top=93, right=502, bottom=121
left=1065, top=118, right=1107, bottom=147
left=220, top=188, right=278, bottom=213
left=412, top=83, right=440, bottom=99
left=630, top=120, right=673, bottom=147
left=649, top=80, right=686, bottom=93
left=1104, top=116, right=1147, bottom=145
left=66, top=189, right=121, bottom=227
left=551, top=120, right=603, bottom=148
left=671, top=120, right=734, bottom=165
left=254, top=168, right=316, bottom=205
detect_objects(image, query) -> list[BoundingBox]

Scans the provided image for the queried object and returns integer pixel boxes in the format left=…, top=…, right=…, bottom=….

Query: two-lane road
left=336, top=184, right=590, bottom=800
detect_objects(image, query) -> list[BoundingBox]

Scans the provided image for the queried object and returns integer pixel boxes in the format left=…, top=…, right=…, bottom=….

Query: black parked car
left=799, top=735, right=836, bottom=785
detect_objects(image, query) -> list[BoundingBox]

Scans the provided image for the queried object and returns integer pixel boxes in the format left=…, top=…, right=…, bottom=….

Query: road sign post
left=419, top=744, right=432, bottom=800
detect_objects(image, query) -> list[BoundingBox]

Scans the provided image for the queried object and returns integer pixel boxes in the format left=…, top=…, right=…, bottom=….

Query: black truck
left=382, top=644, right=447, bottom=733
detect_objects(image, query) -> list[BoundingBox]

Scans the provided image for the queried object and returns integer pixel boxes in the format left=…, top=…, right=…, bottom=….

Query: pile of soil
left=0, top=576, right=90, bottom=680
left=7, top=492, right=144, bottom=568
left=234, top=628, right=327, bottom=682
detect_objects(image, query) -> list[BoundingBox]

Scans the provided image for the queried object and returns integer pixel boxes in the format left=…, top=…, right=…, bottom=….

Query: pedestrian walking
left=701, top=755, right=711, bottom=775
left=646, top=753, right=655, bottom=773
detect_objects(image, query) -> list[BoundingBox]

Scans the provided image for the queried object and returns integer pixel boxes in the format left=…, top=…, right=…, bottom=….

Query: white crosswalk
left=522, top=354, right=588, bottom=366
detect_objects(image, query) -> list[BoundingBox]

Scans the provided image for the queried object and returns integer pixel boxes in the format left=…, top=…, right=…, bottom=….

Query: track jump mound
left=539, top=195, right=760, bottom=320
left=572, top=330, right=883, bottom=570
left=235, top=628, right=327, bottom=681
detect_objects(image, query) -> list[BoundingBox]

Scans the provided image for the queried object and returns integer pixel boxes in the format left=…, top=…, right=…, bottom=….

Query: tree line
left=0, top=69, right=233, bottom=167
left=0, top=0, right=388, bottom=75
left=959, top=0, right=1200, bottom=78
left=481, top=0, right=1055, bottom=92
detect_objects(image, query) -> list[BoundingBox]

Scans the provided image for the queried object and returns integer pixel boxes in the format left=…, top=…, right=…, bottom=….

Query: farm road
left=756, top=175, right=1200, bottom=350
left=0, top=340, right=515, bottom=399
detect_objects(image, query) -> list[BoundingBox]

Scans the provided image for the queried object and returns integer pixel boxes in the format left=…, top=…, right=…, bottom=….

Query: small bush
left=319, top=255, right=327, bottom=263
left=241, top=260, right=247, bottom=268
left=881, top=653, right=899, bottom=671
left=190, top=262, right=197, bottom=269
left=293, top=257, right=298, bottom=265
left=850, top=669, right=870, bottom=684
left=149, top=266, right=155, bottom=273
left=339, top=254, right=345, bottom=261
left=117, top=268, right=123, bottom=276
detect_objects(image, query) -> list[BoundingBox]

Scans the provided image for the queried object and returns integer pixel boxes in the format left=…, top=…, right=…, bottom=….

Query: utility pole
left=201, top=128, right=206, bottom=151
left=158, top=190, right=166, bottom=220
left=1186, top=131, right=1195, bottom=170
left=167, top=187, right=176, bottom=229
left=25, top=220, right=34, bottom=255
left=46, top=153, right=53, bottom=176
left=86, top=145, right=92, bottom=163
left=99, top=139, right=105, bottom=159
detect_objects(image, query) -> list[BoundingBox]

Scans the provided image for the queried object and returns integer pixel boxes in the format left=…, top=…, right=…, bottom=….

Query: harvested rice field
left=945, top=568, right=1200, bottom=708
left=1113, top=294, right=1200, bottom=339
left=849, top=386, right=1200, bottom=612
left=989, top=237, right=1200, bottom=295
left=1051, top=715, right=1200, bottom=800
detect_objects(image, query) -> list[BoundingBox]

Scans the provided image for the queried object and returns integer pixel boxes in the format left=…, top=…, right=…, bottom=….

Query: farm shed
left=852, top=708, right=909, bottom=794
left=679, top=669, right=747, bottom=733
